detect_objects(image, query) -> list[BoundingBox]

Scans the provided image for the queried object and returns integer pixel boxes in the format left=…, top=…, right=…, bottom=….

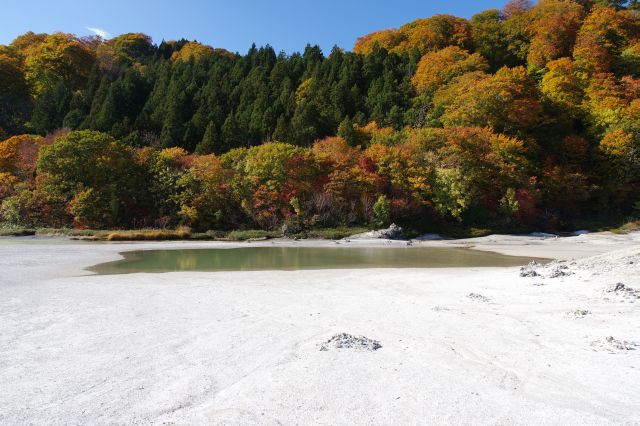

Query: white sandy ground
left=0, top=232, right=639, bottom=425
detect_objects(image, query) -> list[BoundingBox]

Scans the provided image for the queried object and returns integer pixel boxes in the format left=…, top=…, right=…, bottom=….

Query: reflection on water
left=89, top=246, right=542, bottom=274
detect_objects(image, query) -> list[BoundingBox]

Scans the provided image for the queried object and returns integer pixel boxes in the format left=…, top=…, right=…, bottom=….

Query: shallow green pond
left=89, top=246, right=541, bottom=274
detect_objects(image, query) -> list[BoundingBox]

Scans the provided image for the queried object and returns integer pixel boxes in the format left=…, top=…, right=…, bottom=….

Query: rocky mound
left=319, top=333, right=382, bottom=351
left=591, top=336, right=638, bottom=352
left=467, top=293, right=490, bottom=302
left=347, top=224, right=403, bottom=240
left=605, top=282, right=640, bottom=300
left=520, top=260, right=574, bottom=278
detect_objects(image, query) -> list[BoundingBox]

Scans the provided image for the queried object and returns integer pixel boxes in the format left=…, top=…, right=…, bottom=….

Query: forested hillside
left=1, top=0, right=639, bottom=232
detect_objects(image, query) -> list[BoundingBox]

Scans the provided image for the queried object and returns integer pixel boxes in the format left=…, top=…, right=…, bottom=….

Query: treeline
left=0, top=33, right=417, bottom=152
left=1, top=0, right=640, bottom=232
left=0, top=128, right=545, bottom=230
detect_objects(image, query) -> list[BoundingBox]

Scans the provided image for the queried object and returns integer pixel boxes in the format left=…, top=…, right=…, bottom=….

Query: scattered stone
left=467, top=293, right=490, bottom=303
left=548, top=263, right=573, bottom=278
left=319, top=333, right=382, bottom=351
left=532, top=282, right=546, bottom=287
left=606, top=282, right=640, bottom=299
left=520, top=261, right=541, bottom=277
left=566, top=309, right=591, bottom=319
left=592, top=336, right=638, bottom=352
left=432, top=306, right=450, bottom=311
left=520, top=260, right=574, bottom=279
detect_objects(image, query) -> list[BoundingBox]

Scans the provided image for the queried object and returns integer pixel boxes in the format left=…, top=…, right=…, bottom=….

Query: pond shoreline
left=88, top=246, right=545, bottom=275
left=3, top=228, right=640, bottom=260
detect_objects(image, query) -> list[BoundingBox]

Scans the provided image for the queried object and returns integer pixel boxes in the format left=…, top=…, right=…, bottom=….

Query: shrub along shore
left=1, top=220, right=639, bottom=242
left=0, top=225, right=374, bottom=241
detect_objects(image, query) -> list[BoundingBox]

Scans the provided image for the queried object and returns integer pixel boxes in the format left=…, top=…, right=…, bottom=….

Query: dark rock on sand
left=319, top=333, right=382, bottom=351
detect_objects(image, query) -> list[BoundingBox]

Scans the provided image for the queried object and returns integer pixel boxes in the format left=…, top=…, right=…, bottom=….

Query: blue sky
left=2, top=0, right=507, bottom=54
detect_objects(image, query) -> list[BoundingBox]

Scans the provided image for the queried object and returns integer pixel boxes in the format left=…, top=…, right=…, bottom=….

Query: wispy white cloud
left=85, top=26, right=111, bottom=39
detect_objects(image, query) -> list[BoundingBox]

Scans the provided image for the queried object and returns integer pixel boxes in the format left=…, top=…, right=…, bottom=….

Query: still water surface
left=89, top=246, right=541, bottom=274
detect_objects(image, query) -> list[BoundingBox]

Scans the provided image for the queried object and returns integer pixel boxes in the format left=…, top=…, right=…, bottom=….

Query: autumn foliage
left=1, top=0, right=640, bottom=232
left=354, top=15, right=472, bottom=55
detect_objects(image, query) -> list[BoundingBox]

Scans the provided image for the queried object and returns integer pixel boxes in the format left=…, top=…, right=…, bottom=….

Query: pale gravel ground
left=0, top=232, right=639, bottom=425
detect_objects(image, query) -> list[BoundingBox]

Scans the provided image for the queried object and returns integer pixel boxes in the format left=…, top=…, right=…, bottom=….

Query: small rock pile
left=548, top=263, right=573, bottom=278
left=520, top=260, right=574, bottom=279
left=467, top=293, right=491, bottom=303
left=566, top=309, right=591, bottom=319
left=606, top=282, right=640, bottom=300
left=319, top=333, right=382, bottom=351
left=591, top=336, right=638, bottom=352
left=520, top=261, right=542, bottom=277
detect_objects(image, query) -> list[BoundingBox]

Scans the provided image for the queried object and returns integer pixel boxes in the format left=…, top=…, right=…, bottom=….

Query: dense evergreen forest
left=1, top=0, right=640, bottom=233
